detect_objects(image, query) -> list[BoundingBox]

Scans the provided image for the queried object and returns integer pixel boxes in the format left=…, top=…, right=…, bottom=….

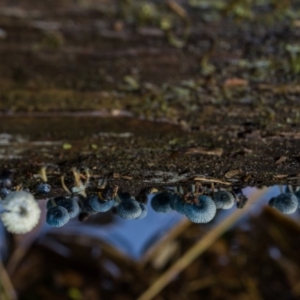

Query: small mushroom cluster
left=0, top=167, right=244, bottom=233
left=268, top=186, right=300, bottom=214
left=150, top=184, right=236, bottom=224
left=0, top=171, right=12, bottom=198
left=44, top=169, right=151, bottom=227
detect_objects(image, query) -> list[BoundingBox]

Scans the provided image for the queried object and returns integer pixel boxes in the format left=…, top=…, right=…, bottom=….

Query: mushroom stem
left=50, top=198, right=57, bottom=207
left=114, top=194, right=122, bottom=204
left=112, top=185, right=119, bottom=198
left=61, top=174, right=71, bottom=195
left=40, top=166, right=48, bottom=183
left=15, top=184, right=22, bottom=191
left=288, top=185, right=294, bottom=193
left=97, top=191, right=105, bottom=201
left=98, top=177, right=107, bottom=189
left=72, top=168, right=87, bottom=197
left=84, top=168, right=91, bottom=187
left=211, top=182, right=215, bottom=197
left=72, top=168, right=82, bottom=188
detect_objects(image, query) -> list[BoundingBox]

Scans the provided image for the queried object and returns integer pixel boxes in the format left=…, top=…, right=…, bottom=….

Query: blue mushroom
left=151, top=191, right=173, bottom=213
left=136, top=203, right=148, bottom=219
left=170, top=193, right=185, bottom=214
left=78, top=198, right=97, bottom=221
left=269, top=193, right=298, bottom=214
left=0, top=188, right=10, bottom=198
left=36, top=183, right=51, bottom=194
left=117, top=198, right=142, bottom=219
left=47, top=197, right=80, bottom=218
left=294, top=190, right=300, bottom=207
left=46, top=206, right=70, bottom=227
left=118, top=192, right=132, bottom=202
left=213, top=191, right=235, bottom=209
left=88, top=194, right=115, bottom=212
left=184, top=195, right=217, bottom=223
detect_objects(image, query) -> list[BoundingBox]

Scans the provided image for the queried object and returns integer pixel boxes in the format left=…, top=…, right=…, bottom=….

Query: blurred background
left=1, top=0, right=300, bottom=299
left=1, top=185, right=300, bottom=300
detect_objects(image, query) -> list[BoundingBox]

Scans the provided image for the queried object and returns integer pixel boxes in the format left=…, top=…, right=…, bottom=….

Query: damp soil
left=1, top=0, right=300, bottom=193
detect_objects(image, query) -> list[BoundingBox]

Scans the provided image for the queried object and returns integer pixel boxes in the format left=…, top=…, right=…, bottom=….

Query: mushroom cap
left=170, top=193, right=185, bottom=214
left=151, top=191, right=173, bottom=213
left=47, top=197, right=80, bottom=218
left=0, top=188, right=10, bottom=198
left=117, top=198, right=142, bottom=219
left=46, top=206, right=70, bottom=227
left=213, top=191, right=235, bottom=209
left=269, top=193, right=298, bottom=214
left=184, top=195, right=217, bottom=223
left=88, top=195, right=115, bottom=212
left=136, top=203, right=148, bottom=219
left=0, top=191, right=41, bottom=234
left=36, top=183, right=51, bottom=194
left=294, top=190, right=300, bottom=208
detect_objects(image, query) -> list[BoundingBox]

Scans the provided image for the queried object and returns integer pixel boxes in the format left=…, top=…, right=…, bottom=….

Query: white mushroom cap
left=0, top=191, right=41, bottom=234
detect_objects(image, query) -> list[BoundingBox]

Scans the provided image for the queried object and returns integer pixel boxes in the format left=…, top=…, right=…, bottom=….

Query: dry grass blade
left=193, top=177, right=231, bottom=185
left=263, top=206, right=300, bottom=233
left=140, top=218, right=191, bottom=266
left=137, top=188, right=269, bottom=300
left=167, top=0, right=188, bottom=19
left=0, top=260, right=17, bottom=300
left=184, top=147, right=223, bottom=157
left=185, top=276, right=216, bottom=292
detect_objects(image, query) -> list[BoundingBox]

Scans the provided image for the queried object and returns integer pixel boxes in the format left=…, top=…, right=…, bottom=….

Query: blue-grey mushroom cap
left=47, top=197, right=80, bottom=218
left=184, top=195, right=217, bottom=223
left=269, top=197, right=275, bottom=206
left=269, top=193, right=298, bottom=214
left=136, top=203, right=148, bottom=219
left=46, top=196, right=65, bottom=209
left=118, top=192, right=131, bottom=202
left=36, top=183, right=51, bottom=194
left=213, top=191, right=235, bottom=209
left=0, top=178, right=12, bottom=188
left=78, top=197, right=97, bottom=221
left=294, top=190, right=300, bottom=207
left=117, top=198, right=142, bottom=219
left=46, top=206, right=70, bottom=227
left=136, top=202, right=148, bottom=220
left=169, top=193, right=180, bottom=209
left=284, top=186, right=293, bottom=194
left=79, top=198, right=97, bottom=213
left=170, top=193, right=185, bottom=214
left=0, top=188, right=10, bottom=198
left=151, top=191, right=173, bottom=213
left=88, top=195, right=115, bottom=212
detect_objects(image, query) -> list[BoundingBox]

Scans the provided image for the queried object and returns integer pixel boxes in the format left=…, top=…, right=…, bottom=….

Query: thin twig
left=242, top=275, right=264, bottom=300
left=167, top=0, right=188, bottom=19
left=137, top=188, right=268, bottom=300
left=0, top=260, right=17, bottom=300
left=184, top=147, right=223, bottom=157
left=193, top=177, right=231, bottom=186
